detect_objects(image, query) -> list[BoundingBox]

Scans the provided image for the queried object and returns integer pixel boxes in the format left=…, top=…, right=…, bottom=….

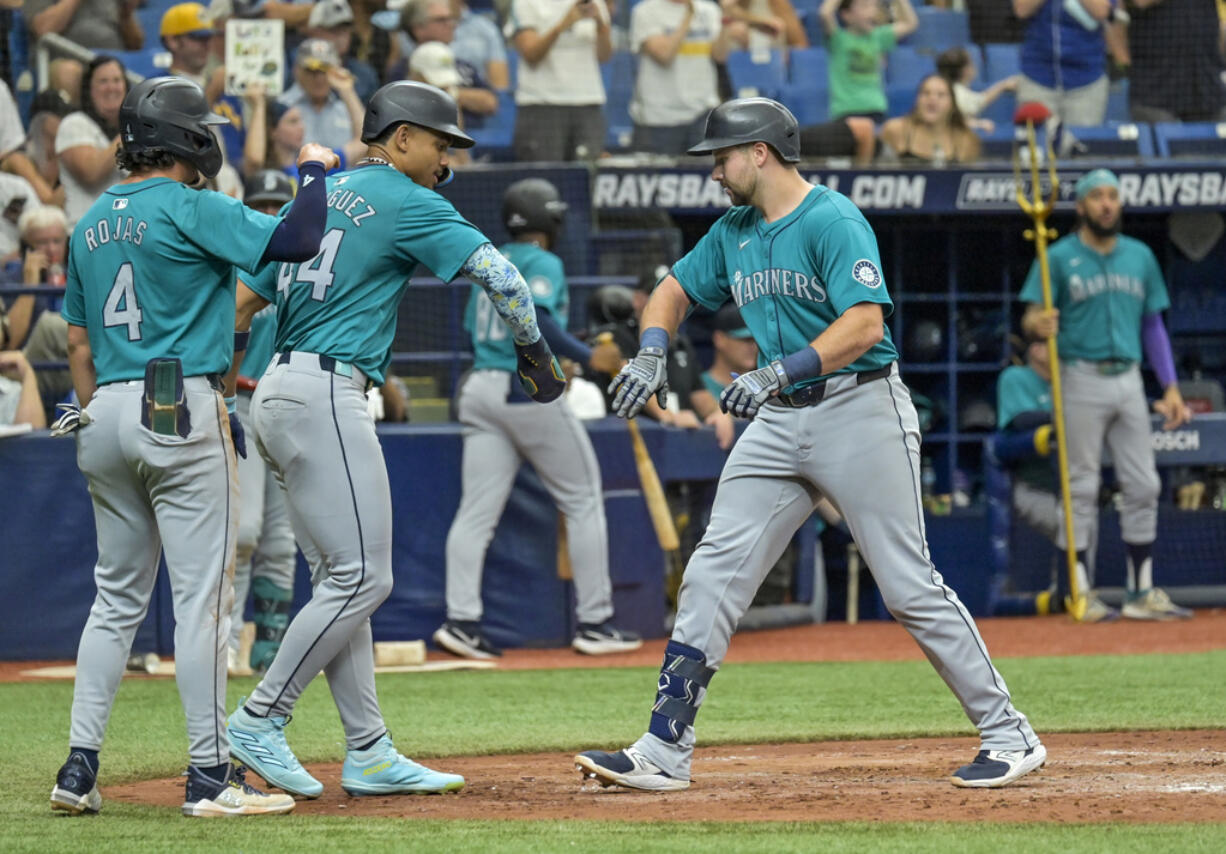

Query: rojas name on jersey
left=81, top=215, right=147, bottom=251
left=731, top=268, right=827, bottom=306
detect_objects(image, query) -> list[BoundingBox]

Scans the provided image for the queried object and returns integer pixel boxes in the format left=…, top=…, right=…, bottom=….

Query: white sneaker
left=1122, top=588, right=1193, bottom=620
left=575, top=746, right=689, bottom=791
left=181, top=764, right=295, bottom=817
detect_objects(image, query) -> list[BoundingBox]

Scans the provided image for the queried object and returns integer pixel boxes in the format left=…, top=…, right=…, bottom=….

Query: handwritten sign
left=224, top=18, right=285, bottom=97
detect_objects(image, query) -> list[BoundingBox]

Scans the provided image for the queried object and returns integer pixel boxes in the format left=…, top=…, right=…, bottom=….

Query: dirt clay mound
left=111, top=730, right=1226, bottom=823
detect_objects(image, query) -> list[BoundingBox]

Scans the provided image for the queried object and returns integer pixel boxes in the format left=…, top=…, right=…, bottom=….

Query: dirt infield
left=17, top=612, right=1226, bottom=823
left=108, top=730, right=1226, bottom=823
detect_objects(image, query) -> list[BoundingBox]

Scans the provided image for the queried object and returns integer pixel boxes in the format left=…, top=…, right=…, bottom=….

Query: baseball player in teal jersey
left=49, top=77, right=336, bottom=818
left=436, top=178, right=639, bottom=660
left=227, top=171, right=301, bottom=677
left=575, top=98, right=1045, bottom=792
left=994, top=338, right=1111, bottom=620
left=1020, top=168, right=1193, bottom=621
left=223, top=81, right=566, bottom=799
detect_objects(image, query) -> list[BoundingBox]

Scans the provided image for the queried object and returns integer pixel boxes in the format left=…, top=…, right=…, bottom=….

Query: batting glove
left=719, top=361, right=790, bottom=419
left=515, top=337, right=566, bottom=403
left=50, top=402, right=90, bottom=437
left=609, top=346, right=668, bottom=419
left=366, top=386, right=385, bottom=421
left=228, top=411, right=248, bottom=459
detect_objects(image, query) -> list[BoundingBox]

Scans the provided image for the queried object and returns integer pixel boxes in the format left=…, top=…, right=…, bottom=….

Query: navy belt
left=774, top=365, right=892, bottom=408
left=276, top=352, right=373, bottom=390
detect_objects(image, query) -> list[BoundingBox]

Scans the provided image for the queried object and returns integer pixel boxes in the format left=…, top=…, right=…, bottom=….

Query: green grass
left=4, top=651, right=1223, bottom=851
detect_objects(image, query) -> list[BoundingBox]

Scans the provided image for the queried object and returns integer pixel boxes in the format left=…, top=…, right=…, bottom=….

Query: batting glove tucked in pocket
left=50, top=403, right=90, bottom=437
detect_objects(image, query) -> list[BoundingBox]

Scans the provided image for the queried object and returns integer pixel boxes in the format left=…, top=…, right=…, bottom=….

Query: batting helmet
left=905, top=319, right=945, bottom=363
left=119, top=77, right=228, bottom=178
left=244, top=169, right=296, bottom=208
left=687, top=98, right=801, bottom=163
left=503, top=178, right=568, bottom=241
left=361, top=80, right=474, bottom=149
left=587, top=285, right=636, bottom=328
left=959, top=398, right=998, bottom=432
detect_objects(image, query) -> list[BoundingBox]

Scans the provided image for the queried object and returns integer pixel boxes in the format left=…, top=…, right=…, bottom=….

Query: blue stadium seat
left=726, top=49, right=786, bottom=99
left=602, top=51, right=637, bottom=151
left=906, top=7, right=971, bottom=53
left=976, top=91, right=1016, bottom=128
left=978, top=124, right=1022, bottom=159
left=885, top=46, right=935, bottom=89
left=1153, top=121, right=1226, bottom=157
left=780, top=81, right=827, bottom=126
left=789, top=46, right=827, bottom=86
left=886, top=83, right=914, bottom=118
left=1062, top=122, right=1154, bottom=157
left=1104, top=78, right=1130, bottom=122
left=112, top=48, right=171, bottom=80
left=982, top=44, right=1020, bottom=84
left=467, top=91, right=516, bottom=161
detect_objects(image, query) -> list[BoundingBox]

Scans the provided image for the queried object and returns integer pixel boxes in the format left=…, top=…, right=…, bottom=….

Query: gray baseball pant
left=445, top=369, right=612, bottom=625
left=69, top=377, right=237, bottom=767
left=243, top=353, right=388, bottom=750
left=633, top=368, right=1038, bottom=780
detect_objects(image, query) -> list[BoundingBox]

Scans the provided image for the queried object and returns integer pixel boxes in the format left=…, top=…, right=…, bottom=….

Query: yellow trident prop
left=1013, top=104, right=1087, bottom=621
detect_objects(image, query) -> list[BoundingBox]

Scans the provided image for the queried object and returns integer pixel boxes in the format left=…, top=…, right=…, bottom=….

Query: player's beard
left=1085, top=211, right=1121, bottom=239
left=723, top=174, right=755, bottom=207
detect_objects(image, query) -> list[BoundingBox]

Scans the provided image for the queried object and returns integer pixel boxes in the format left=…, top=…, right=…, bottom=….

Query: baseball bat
left=627, top=418, right=681, bottom=552
left=556, top=510, right=573, bottom=580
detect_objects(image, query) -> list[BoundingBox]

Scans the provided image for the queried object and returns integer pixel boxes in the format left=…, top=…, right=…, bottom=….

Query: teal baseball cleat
left=341, top=734, right=464, bottom=796
left=226, top=700, right=323, bottom=799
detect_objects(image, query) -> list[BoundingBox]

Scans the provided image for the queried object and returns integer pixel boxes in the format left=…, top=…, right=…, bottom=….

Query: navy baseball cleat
left=433, top=620, right=502, bottom=660
left=950, top=743, right=1047, bottom=788
left=182, top=763, right=296, bottom=817
left=50, top=752, right=102, bottom=815
left=575, top=747, right=689, bottom=791
left=572, top=622, right=643, bottom=656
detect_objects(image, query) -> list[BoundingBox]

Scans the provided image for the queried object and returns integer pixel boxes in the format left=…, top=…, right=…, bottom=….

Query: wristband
left=234, top=330, right=250, bottom=352
left=640, top=326, right=670, bottom=351
left=224, top=395, right=237, bottom=415
left=780, top=346, right=823, bottom=384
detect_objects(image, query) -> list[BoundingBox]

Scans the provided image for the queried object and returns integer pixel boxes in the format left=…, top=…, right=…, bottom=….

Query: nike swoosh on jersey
left=738, top=238, right=751, bottom=249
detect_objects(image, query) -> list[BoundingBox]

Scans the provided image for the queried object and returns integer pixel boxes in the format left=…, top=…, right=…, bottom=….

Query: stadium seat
left=1153, top=121, right=1226, bottom=157
left=906, top=7, right=971, bottom=52
left=885, top=83, right=914, bottom=118
left=602, top=51, right=637, bottom=152
left=112, top=48, right=172, bottom=80
left=1105, top=78, right=1129, bottom=122
left=1060, top=122, right=1154, bottom=157
left=726, top=49, right=786, bottom=99
left=789, top=46, right=828, bottom=86
left=976, top=91, right=1016, bottom=128
left=780, top=81, right=828, bottom=126
left=885, top=46, right=935, bottom=89
left=981, top=44, right=1020, bottom=84
left=977, top=124, right=1022, bottom=159
left=467, top=91, right=516, bottom=161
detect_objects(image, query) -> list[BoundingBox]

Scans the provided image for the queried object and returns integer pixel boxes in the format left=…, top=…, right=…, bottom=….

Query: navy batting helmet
left=687, top=98, right=801, bottom=163
left=503, top=178, right=568, bottom=240
left=244, top=169, right=296, bottom=208
left=119, top=77, right=228, bottom=178
left=587, top=285, right=635, bottom=327
left=361, top=80, right=474, bottom=148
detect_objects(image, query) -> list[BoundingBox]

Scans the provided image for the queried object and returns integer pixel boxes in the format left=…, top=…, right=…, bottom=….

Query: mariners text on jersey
left=1067, top=271, right=1145, bottom=302
left=731, top=268, right=828, bottom=307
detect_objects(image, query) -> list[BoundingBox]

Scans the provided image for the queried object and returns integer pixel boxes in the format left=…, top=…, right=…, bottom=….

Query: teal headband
left=1075, top=168, right=1120, bottom=200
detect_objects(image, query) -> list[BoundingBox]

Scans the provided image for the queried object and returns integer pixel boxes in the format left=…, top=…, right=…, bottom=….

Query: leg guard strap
left=648, top=640, right=715, bottom=743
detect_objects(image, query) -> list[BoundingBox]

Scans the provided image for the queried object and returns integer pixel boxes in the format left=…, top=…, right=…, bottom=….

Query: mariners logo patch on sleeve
left=529, top=276, right=553, bottom=299
left=852, top=259, right=882, bottom=289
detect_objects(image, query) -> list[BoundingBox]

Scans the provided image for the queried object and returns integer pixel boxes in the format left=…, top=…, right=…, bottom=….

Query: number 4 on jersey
left=103, top=262, right=142, bottom=340
left=279, top=228, right=344, bottom=302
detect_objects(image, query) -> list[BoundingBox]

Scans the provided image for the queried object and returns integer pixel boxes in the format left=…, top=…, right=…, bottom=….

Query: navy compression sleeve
left=260, top=161, right=327, bottom=264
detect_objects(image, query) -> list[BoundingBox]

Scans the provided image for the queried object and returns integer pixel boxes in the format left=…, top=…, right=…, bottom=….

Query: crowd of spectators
left=2, top=0, right=1225, bottom=427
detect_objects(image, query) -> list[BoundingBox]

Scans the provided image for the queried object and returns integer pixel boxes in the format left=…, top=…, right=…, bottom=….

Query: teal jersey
left=62, top=178, right=279, bottom=384
left=1018, top=233, right=1169, bottom=364
left=996, top=364, right=1051, bottom=430
left=671, top=185, right=897, bottom=391
left=466, top=242, right=567, bottom=372
left=246, top=165, right=488, bottom=385
left=238, top=263, right=280, bottom=379
left=700, top=370, right=725, bottom=398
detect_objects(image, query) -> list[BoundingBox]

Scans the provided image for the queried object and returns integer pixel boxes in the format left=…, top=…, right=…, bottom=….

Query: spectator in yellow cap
left=161, top=4, right=221, bottom=97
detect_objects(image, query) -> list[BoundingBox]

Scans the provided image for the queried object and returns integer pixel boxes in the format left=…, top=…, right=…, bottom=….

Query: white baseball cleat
left=950, top=743, right=1047, bottom=788
left=575, top=746, right=689, bottom=791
